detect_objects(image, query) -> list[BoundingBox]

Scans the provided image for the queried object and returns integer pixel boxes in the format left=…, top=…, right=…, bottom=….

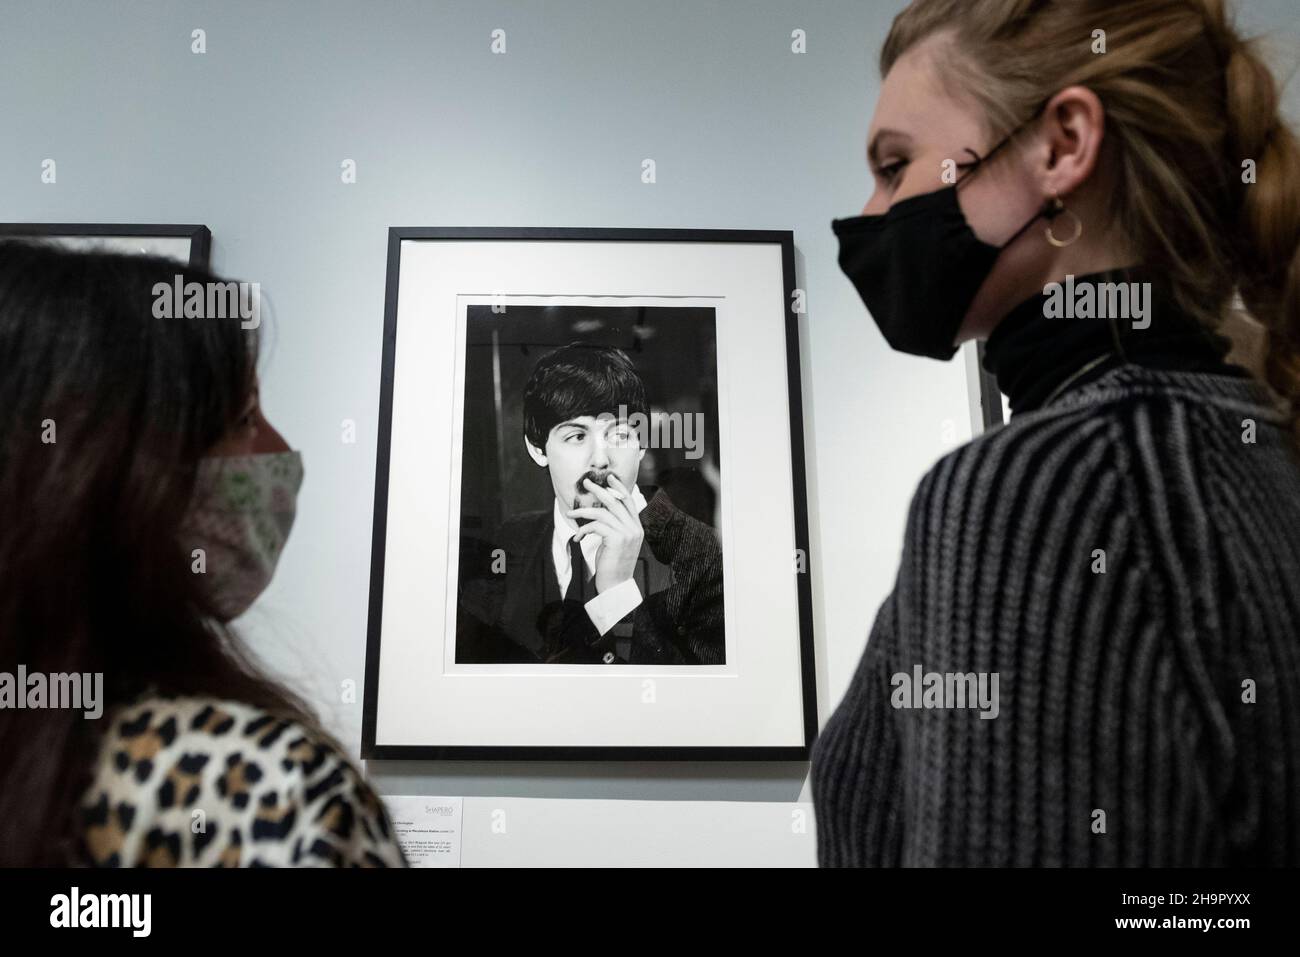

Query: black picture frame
left=362, top=226, right=818, bottom=762
left=0, top=223, right=211, bottom=269
left=974, top=341, right=1006, bottom=429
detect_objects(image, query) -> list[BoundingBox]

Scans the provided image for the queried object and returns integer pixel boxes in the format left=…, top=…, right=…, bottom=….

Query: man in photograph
left=456, top=342, right=725, bottom=664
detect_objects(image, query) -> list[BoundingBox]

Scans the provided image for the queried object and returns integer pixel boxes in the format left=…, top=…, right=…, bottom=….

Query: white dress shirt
left=551, top=482, right=648, bottom=635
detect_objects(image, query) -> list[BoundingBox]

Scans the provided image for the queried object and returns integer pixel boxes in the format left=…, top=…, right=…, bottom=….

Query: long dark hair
left=0, top=241, right=318, bottom=865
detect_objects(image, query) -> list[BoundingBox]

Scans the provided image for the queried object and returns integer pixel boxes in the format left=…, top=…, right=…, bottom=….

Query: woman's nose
left=253, top=407, right=291, bottom=454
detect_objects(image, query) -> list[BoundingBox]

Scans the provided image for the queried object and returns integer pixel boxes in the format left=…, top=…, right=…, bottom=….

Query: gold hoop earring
left=1045, top=192, right=1083, bottom=247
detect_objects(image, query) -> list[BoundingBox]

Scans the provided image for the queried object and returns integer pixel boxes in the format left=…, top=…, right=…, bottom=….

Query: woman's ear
left=1039, top=85, right=1106, bottom=198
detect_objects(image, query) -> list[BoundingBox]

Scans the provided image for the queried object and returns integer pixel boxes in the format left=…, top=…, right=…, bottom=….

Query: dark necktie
left=564, top=535, right=593, bottom=603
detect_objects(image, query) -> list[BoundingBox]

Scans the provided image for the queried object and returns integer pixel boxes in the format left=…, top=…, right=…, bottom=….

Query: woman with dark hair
left=0, top=242, right=406, bottom=867
left=812, top=0, right=1300, bottom=866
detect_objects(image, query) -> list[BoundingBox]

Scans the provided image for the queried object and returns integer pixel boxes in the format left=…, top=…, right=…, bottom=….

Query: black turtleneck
left=981, top=266, right=1248, bottom=416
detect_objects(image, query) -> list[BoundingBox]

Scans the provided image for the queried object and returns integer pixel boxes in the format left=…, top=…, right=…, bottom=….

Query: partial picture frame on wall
left=362, top=226, right=818, bottom=761
left=0, top=223, right=211, bottom=268
left=966, top=340, right=1008, bottom=432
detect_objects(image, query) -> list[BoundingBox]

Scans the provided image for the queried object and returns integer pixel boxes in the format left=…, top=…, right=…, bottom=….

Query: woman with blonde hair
left=812, top=0, right=1300, bottom=866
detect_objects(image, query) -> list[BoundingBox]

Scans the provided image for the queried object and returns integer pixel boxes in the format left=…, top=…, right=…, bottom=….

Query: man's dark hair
left=522, top=342, right=648, bottom=452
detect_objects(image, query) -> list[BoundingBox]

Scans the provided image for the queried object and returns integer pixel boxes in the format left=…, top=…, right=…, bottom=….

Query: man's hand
left=568, top=474, right=644, bottom=594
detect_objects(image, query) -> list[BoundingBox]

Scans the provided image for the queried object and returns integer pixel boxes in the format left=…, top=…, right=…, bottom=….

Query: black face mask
left=831, top=106, right=1056, bottom=361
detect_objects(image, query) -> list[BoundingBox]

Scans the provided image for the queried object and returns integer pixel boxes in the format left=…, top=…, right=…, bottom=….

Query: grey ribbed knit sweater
left=810, top=362, right=1300, bottom=866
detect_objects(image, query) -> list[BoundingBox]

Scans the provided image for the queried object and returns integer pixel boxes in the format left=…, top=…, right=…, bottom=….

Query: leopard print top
left=74, top=695, right=408, bottom=868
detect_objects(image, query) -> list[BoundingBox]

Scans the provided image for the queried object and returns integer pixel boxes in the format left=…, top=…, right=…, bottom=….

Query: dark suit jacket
left=456, top=486, right=725, bottom=664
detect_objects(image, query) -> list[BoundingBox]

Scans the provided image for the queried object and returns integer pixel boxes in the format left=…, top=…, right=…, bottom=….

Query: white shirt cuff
left=584, top=578, right=643, bottom=635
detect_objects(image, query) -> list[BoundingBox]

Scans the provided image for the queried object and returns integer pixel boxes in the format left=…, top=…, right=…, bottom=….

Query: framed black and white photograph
left=362, top=227, right=816, bottom=760
left=0, top=223, right=211, bottom=268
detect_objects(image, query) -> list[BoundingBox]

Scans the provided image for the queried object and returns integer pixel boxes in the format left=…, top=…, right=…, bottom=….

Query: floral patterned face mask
left=179, top=451, right=304, bottom=622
